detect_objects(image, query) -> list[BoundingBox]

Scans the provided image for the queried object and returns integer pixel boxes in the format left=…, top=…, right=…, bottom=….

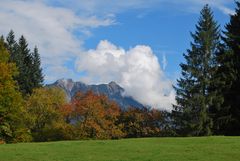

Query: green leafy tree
left=0, top=40, right=31, bottom=143
left=172, top=5, right=221, bottom=136
left=25, top=87, right=67, bottom=141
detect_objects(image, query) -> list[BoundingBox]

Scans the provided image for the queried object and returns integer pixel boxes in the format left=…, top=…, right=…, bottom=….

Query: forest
left=0, top=2, right=240, bottom=143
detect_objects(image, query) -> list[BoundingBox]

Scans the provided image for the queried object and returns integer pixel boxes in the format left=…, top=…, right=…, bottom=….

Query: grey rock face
left=48, top=79, right=144, bottom=109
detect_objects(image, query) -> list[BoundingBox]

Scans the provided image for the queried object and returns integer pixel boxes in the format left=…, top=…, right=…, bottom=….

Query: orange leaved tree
left=71, top=91, right=125, bottom=139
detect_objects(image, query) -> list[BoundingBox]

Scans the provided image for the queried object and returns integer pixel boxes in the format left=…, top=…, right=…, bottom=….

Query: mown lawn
left=0, top=137, right=239, bottom=161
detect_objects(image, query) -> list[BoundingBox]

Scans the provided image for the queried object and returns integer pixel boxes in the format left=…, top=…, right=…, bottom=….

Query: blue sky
left=0, top=0, right=236, bottom=110
left=83, top=2, right=234, bottom=80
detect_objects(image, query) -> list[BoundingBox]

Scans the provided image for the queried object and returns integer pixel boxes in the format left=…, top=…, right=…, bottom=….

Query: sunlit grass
left=0, top=136, right=239, bottom=161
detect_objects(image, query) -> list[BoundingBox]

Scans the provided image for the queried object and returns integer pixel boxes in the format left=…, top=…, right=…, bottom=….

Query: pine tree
left=6, top=30, right=18, bottom=62
left=16, top=35, right=33, bottom=95
left=6, top=31, right=44, bottom=95
left=172, top=5, right=221, bottom=136
left=208, top=45, right=233, bottom=135
left=218, top=1, right=240, bottom=135
left=0, top=35, right=4, bottom=42
left=31, top=46, right=44, bottom=88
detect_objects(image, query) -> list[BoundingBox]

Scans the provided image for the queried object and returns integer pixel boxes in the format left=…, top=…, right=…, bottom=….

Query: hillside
left=48, top=79, right=144, bottom=109
left=0, top=137, right=239, bottom=161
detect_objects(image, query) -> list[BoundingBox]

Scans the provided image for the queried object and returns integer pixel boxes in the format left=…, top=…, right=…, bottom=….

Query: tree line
left=172, top=3, right=240, bottom=136
left=0, top=2, right=240, bottom=143
left=26, top=90, right=172, bottom=142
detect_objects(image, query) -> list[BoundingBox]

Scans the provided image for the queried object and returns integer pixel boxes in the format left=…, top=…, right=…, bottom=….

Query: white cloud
left=42, top=0, right=160, bottom=14
left=76, top=40, right=175, bottom=111
left=0, top=0, right=114, bottom=82
left=216, top=5, right=235, bottom=15
left=43, top=0, right=234, bottom=15
left=179, top=0, right=234, bottom=15
left=162, top=54, right=167, bottom=70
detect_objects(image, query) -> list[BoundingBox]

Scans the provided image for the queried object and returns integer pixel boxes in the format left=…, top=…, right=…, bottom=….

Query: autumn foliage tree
left=70, top=91, right=125, bottom=139
left=119, top=107, right=164, bottom=138
left=0, top=40, right=31, bottom=143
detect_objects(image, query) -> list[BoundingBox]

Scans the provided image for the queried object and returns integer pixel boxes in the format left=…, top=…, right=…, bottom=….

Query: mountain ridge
left=47, top=79, right=144, bottom=109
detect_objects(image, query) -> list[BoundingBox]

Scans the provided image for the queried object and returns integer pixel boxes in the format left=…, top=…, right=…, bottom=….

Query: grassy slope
left=0, top=137, right=239, bottom=161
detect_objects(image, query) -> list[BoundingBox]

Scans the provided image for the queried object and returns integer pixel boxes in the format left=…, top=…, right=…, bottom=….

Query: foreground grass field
left=0, top=137, right=239, bottom=161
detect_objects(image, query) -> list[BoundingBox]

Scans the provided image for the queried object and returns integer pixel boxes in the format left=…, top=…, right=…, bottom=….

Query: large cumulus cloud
left=76, top=40, right=175, bottom=111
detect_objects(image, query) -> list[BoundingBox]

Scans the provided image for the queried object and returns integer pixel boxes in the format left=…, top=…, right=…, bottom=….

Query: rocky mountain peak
left=108, top=81, right=123, bottom=93
left=55, top=78, right=75, bottom=92
left=48, top=79, right=144, bottom=109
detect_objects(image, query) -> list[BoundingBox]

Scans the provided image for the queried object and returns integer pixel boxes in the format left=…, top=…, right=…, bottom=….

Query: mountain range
left=48, top=79, right=144, bottom=109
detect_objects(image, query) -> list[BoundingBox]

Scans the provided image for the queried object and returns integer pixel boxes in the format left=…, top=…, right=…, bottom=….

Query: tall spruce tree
left=172, top=5, right=221, bottom=136
left=218, top=1, right=240, bottom=135
left=208, top=44, right=233, bottom=135
left=6, top=30, right=18, bottom=62
left=16, top=35, right=33, bottom=95
left=31, top=46, right=44, bottom=88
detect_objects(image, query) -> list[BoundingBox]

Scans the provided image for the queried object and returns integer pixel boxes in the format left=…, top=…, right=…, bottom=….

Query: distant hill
left=47, top=79, right=144, bottom=109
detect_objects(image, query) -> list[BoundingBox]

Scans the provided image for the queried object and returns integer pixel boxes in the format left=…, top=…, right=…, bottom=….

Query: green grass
left=0, top=137, right=239, bottom=161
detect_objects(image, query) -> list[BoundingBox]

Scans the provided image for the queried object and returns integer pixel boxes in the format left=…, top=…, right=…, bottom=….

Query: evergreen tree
left=172, top=5, right=221, bottom=136
left=6, top=31, right=44, bottom=95
left=209, top=42, right=236, bottom=135
left=31, top=46, right=44, bottom=88
left=16, top=35, right=33, bottom=95
left=6, top=30, right=18, bottom=62
left=0, top=35, right=4, bottom=42
left=217, top=1, right=240, bottom=135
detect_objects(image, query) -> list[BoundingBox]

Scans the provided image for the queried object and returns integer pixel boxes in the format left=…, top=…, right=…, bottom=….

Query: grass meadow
left=0, top=136, right=239, bottom=161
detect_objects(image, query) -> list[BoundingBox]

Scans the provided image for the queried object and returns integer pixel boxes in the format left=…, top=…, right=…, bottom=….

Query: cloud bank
left=0, top=0, right=114, bottom=82
left=76, top=40, right=175, bottom=111
left=42, top=0, right=235, bottom=15
left=179, top=0, right=235, bottom=15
